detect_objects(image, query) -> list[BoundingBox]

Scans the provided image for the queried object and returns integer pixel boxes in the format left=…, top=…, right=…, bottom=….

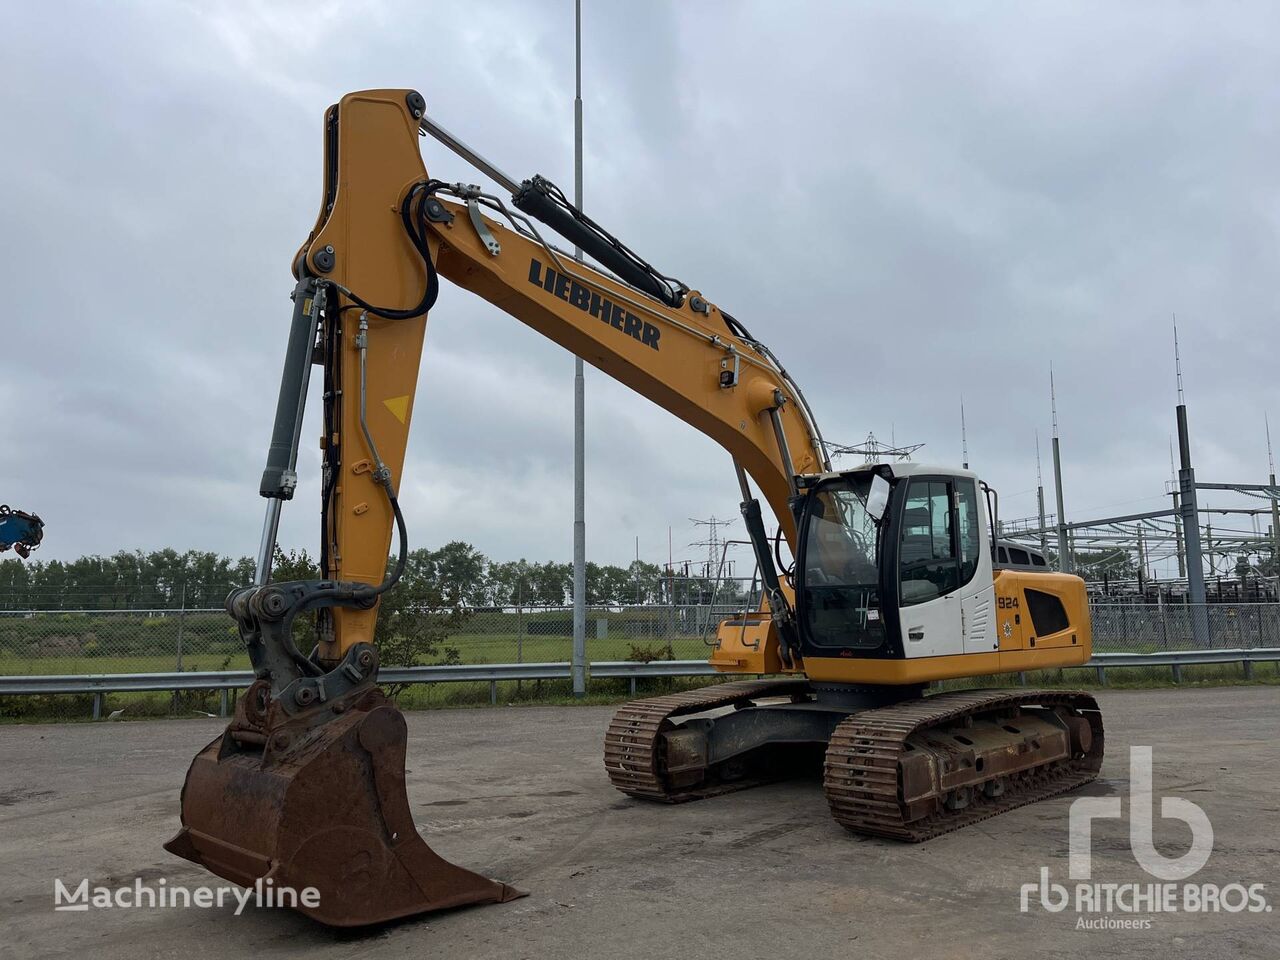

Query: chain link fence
left=1089, top=603, right=1280, bottom=653
left=2, top=595, right=1276, bottom=719
left=0, top=603, right=753, bottom=673
left=0, top=591, right=757, bottom=719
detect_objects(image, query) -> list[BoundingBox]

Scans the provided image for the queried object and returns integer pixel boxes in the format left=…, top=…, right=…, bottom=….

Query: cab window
left=899, top=479, right=960, bottom=605
left=955, top=478, right=981, bottom=585
left=798, top=476, right=887, bottom=650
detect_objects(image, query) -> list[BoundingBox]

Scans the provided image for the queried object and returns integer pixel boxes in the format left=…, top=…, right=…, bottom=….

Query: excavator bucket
left=165, top=685, right=524, bottom=927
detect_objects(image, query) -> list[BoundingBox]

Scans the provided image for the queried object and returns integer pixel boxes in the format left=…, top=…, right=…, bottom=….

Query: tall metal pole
left=175, top=582, right=186, bottom=671
left=1136, top=525, right=1147, bottom=593
left=1179, top=405, right=1208, bottom=625
left=1170, top=438, right=1186, bottom=578
left=1035, top=430, right=1049, bottom=558
left=1052, top=437, right=1068, bottom=571
left=1051, top=370, right=1071, bottom=573
left=1173, top=319, right=1209, bottom=646
left=571, top=0, right=587, bottom=697
left=1268, top=414, right=1279, bottom=577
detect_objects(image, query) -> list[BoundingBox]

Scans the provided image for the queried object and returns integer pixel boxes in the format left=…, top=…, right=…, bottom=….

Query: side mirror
left=866, top=474, right=891, bottom=523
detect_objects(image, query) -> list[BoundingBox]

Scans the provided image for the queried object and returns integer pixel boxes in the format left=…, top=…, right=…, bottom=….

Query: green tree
left=270, top=546, right=322, bottom=583
left=373, top=559, right=465, bottom=693
left=0, top=558, right=31, bottom=609
left=586, top=562, right=640, bottom=604
left=1068, top=548, right=1138, bottom=582
left=531, top=561, right=571, bottom=605
left=430, top=541, right=489, bottom=607
left=488, top=559, right=536, bottom=608
left=626, top=560, right=667, bottom=604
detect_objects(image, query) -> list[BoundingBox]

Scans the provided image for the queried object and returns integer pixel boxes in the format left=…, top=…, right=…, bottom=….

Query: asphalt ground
left=1, top=686, right=1276, bottom=959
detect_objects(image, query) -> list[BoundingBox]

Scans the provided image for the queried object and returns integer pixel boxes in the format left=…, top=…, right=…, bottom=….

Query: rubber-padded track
left=603, top=678, right=811, bottom=802
left=823, top=688, right=1104, bottom=841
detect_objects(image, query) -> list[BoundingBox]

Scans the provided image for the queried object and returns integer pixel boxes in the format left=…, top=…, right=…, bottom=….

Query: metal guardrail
left=591, top=659, right=717, bottom=679
left=1089, top=649, right=1280, bottom=667
left=0, top=662, right=575, bottom=696
left=1086, top=648, right=1279, bottom=685
left=2, top=649, right=1275, bottom=719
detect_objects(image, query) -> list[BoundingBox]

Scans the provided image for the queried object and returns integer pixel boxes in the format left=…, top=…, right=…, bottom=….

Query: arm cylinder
left=735, top=462, right=798, bottom=666
left=512, top=180, right=681, bottom=308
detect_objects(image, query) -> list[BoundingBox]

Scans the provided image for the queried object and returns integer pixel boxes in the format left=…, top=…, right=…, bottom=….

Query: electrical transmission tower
left=828, top=432, right=924, bottom=464
left=689, top=516, right=735, bottom=579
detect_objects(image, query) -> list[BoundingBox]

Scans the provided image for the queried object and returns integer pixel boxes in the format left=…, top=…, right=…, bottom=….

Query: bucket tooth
left=165, top=689, right=525, bottom=927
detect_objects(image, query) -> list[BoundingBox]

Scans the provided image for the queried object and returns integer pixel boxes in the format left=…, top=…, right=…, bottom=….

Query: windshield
left=799, top=475, right=886, bottom=650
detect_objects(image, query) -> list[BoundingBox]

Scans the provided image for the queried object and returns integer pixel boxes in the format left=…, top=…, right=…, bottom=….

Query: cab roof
left=807, top=461, right=980, bottom=483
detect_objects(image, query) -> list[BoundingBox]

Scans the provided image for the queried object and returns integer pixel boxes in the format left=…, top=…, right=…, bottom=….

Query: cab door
left=897, top=477, right=964, bottom=658
left=954, top=478, right=998, bottom=654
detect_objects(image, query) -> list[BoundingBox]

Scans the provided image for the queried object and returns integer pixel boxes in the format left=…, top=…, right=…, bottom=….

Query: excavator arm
left=276, top=88, right=827, bottom=667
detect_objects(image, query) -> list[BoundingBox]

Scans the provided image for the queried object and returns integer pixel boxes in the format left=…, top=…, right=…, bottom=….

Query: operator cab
left=793, top=463, right=995, bottom=661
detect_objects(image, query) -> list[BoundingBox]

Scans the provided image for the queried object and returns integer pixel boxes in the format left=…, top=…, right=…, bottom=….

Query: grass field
left=0, top=632, right=710, bottom=677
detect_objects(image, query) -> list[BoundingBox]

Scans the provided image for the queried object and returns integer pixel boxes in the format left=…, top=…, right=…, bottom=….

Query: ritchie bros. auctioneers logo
left=1021, top=746, right=1270, bottom=930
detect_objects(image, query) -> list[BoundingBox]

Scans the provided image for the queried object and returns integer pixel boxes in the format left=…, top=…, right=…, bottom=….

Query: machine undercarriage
left=605, top=683, right=1103, bottom=840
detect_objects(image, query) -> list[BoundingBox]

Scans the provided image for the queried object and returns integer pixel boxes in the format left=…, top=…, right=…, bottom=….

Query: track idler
left=165, top=681, right=524, bottom=927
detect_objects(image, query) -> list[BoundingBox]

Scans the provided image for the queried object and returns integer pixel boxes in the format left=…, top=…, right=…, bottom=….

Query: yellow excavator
left=166, top=89, right=1102, bottom=926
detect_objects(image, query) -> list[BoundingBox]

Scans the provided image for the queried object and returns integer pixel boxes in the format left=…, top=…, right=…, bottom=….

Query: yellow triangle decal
left=383, top=395, right=410, bottom=425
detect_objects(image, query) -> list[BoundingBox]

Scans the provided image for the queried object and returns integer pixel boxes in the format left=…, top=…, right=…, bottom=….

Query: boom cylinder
left=253, top=277, right=322, bottom=583
left=259, top=277, right=321, bottom=502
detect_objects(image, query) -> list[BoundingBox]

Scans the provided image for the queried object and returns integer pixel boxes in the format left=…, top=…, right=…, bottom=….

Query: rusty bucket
left=165, top=686, right=524, bottom=926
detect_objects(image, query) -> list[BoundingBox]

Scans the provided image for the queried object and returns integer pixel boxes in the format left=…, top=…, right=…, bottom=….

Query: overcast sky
left=2, top=1, right=1277, bottom=576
